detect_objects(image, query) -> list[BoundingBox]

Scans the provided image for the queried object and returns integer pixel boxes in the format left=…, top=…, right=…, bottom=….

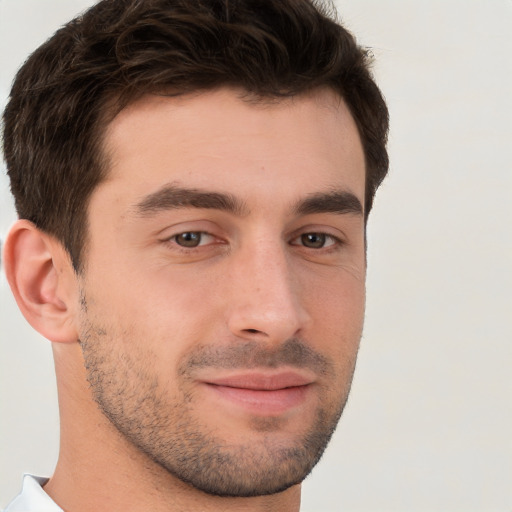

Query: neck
left=45, top=343, right=301, bottom=512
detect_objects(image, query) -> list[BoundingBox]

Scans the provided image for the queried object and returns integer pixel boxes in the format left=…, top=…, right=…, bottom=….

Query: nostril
left=244, top=329, right=260, bottom=334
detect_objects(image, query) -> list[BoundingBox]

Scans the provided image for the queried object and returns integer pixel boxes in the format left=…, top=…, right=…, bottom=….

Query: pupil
left=176, top=232, right=200, bottom=247
left=302, top=233, right=325, bottom=248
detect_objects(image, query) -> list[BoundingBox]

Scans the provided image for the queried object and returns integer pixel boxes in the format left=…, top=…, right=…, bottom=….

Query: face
left=78, top=88, right=366, bottom=497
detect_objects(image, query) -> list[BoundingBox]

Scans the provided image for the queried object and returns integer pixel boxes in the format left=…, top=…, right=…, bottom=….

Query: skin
left=5, top=87, right=366, bottom=512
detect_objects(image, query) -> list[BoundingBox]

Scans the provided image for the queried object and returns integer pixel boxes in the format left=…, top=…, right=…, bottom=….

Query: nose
left=226, top=241, right=311, bottom=343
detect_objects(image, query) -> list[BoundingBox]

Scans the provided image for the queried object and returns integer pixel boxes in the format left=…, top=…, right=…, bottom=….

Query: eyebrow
left=294, top=190, right=363, bottom=217
left=133, top=184, right=363, bottom=218
left=134, top=185, right=249, bottom=217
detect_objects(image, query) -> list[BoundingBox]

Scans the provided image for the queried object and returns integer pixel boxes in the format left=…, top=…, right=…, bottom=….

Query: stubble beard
left=79, top=314, right=357, bottom=497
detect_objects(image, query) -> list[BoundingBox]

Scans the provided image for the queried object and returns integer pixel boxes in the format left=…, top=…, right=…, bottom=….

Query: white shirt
left=2, top=475, right=62, bottom=512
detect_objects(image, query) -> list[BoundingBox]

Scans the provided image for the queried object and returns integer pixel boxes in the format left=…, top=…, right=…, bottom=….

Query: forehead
left=97, top=87, right=365, bottom=214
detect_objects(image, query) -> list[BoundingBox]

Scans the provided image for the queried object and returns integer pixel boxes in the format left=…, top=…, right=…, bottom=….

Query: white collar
left=3, top=475, right=62, bottom=512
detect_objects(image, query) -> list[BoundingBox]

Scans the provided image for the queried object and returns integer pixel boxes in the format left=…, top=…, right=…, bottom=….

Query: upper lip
left=204, top=371, right=314, bottom=391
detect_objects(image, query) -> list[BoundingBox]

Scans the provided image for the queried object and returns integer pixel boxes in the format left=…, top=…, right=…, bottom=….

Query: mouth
left=202, top=371, right=315, bottom=415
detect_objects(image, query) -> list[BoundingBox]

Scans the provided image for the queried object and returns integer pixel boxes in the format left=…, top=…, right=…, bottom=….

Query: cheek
left=89, top=254, right=215, bottom=317
left=302, top=269, right=365, bottom=360
left=89, top=266, right=223, bottom=363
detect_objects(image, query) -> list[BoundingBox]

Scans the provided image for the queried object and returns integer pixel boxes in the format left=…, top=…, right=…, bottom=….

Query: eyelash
left=163, top=231, right=343, bottom=251
left=290, top=232, right=340, bottom=250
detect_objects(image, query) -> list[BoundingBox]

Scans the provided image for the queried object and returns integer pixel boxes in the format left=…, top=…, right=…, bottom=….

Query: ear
left=3, top=219, right=79, bottom=343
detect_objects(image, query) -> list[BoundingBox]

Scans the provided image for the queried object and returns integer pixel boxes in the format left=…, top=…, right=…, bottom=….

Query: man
left=2, top=0, right=388, bottom=510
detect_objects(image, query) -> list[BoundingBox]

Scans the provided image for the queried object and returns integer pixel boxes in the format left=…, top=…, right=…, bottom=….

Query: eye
left=173, top=231, right=212, bottom=248
left=293, top=232, right=338, bottom=249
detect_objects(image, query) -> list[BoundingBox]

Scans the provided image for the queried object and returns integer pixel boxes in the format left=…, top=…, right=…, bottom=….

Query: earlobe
left=4, top=220, right=79, bottom=344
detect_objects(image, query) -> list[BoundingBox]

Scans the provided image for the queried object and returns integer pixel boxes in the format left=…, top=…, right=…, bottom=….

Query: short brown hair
left=2, top=0, right=389, bottom=271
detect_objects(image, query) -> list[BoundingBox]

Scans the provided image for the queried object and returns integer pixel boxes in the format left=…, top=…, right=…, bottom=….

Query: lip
left=206, top=371, right=314, bottom=390
left=202, top=371, right=314, bottom=415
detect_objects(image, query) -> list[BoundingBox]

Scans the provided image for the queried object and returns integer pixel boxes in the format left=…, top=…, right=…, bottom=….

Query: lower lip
left=205, top=384, right=310, bottom=415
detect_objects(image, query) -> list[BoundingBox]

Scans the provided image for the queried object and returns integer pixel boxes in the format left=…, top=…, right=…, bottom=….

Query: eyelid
left=154, top=218, right=216, bottom=236
left=289, top=232, right=341, bottom=249
left=162, top=230, right=220, bottom=247
left=288, top=224, right=347, bottom=244
left=176, top=231, right=213, bottom=245
left=154, top=214, right=229, bottom=236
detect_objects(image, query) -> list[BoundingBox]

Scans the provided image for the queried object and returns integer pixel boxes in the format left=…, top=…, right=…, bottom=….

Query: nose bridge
left=227, top=237, right=309, bottom=341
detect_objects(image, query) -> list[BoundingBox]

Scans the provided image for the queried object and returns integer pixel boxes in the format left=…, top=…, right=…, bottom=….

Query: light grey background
left=1, top=1, right=511, bottom=510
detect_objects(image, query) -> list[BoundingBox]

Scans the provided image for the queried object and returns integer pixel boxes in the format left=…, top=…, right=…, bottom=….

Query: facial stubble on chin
left=78, top=299, right=359, bottom=498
